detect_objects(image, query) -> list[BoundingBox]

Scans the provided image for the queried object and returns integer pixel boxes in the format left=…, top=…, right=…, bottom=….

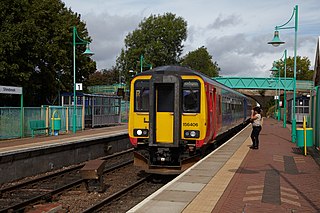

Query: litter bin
left=296, top=128, right=313, bottom=147
left=51, top=117, right=61, bottom=136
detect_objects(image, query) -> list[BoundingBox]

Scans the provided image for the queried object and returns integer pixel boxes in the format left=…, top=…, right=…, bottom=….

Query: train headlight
left=184, top=130, right=200, bottom=138
left=134, top=129, right=149, bottom=137
left=137, top=130, right=142, bottom=135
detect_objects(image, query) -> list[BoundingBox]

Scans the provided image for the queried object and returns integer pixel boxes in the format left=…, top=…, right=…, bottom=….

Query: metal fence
left=121, top=100, right=129, bottom=123
left=0, top=106, right=83, bottom=139
left=0, top=107, right=21, bottom=139
left=0, top=101, right=130, bottom=140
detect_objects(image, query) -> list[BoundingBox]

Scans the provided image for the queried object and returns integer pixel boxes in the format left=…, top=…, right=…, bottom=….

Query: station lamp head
left=268, top=31, right=285, bottom=47
left=270, top=61, right=279, bottom=72
left=83, top=43, right=94, bottom=56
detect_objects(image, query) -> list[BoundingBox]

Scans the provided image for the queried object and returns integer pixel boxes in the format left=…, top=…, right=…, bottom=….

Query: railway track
left=0, top=149, right=133, bottom=213
left=82, top=175, right=174, bottom=213
left=77, top=124, right=247, bottom=213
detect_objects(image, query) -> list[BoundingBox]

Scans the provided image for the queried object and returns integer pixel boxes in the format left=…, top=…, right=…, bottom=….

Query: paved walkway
left=213, top=118, right=320, bottom=213
left=0, top=124, right=128, bottom=154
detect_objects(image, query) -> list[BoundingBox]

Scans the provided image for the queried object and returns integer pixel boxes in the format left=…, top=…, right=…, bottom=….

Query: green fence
left=1, top=101, right=130, bottom=139
left=0, top=107, right=21, bottom=139
left=121, top=100, right=129, bottom=123
left=0, top=106, right=83, bottom=140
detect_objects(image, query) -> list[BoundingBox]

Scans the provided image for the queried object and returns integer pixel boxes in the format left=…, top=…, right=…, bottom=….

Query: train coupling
left=133, top=151, right=201, bottom=175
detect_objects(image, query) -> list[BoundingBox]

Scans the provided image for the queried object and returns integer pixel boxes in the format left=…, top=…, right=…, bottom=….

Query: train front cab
left=129, top=73, right=208, bottom=174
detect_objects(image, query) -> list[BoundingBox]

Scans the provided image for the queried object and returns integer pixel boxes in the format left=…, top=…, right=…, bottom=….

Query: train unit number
left=183, top=122, right=198, bottom=127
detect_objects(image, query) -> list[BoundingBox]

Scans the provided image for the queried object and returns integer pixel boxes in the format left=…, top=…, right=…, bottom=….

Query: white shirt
left=252, top=114, right=261, bottom=126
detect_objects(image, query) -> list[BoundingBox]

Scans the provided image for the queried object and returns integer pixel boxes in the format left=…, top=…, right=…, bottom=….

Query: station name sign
left=0, top=85, right=22, bottom=95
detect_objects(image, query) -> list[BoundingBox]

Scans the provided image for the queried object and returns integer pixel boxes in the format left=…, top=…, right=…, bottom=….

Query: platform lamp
left=140, top=55, right=153, bottom=72
left=72, top=26, right=94, bottom=133
left=279, top=49, right=287, bottom=128
left=268, top=5, right=298, bottom=143
left=270, top=62, right=280, bottom=121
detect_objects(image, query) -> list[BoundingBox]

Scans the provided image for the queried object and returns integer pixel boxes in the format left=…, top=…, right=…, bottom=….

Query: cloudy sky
left=62, top=0, right=320, bottom=77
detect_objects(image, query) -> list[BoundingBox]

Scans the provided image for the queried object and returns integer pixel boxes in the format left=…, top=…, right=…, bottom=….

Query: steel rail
left=82, top=175, right=152, bottom=213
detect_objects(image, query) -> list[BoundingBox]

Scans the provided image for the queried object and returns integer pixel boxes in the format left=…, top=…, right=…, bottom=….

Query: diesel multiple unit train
left=128, top=65, right=256, bottom=174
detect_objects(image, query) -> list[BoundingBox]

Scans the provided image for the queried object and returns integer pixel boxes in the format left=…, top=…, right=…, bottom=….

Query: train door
left=209, top=90, right=213, bottom=137
left=149, top=74, right=181, bottom=146
left=156, top=84, right=174, bottom=143
left=217, top=94, right=222, bottom=131
left=212, top=88, right=217, bottom=137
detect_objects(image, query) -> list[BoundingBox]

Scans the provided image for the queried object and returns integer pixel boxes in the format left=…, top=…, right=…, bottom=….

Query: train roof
left=137, top=65, right=248, bottom=99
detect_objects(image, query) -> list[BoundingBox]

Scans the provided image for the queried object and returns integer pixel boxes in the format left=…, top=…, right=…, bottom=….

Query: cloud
left=205, top=33, right=318, bottom=77
left=63, top=0, right=320, bottom=75
left=82, top=12, right=142, bottom=70
left=207, top=14, right=241, bottom=30
left=206, top=33, right=274, bottom=77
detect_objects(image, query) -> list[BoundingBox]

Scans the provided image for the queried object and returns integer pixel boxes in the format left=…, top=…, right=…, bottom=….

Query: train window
left=157, top=84, right=174, bottom=112
left=182, top=80, right=200, bottom=113
left=134, top=80, right=149, bottom=112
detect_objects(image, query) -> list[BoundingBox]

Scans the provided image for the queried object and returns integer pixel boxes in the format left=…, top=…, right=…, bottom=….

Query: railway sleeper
left=80, top=159, right=106, bottom=193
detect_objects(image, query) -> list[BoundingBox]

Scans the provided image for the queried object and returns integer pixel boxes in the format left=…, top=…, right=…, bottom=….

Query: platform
left=0, top=124, right=128, bottom=155
left=0, top=125, right=129, bottom=184
left=128, top=118, right=320, bottom=213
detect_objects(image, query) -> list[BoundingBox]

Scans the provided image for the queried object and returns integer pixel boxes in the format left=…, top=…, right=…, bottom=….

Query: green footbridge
left=213, top=77, right=314, bottom=91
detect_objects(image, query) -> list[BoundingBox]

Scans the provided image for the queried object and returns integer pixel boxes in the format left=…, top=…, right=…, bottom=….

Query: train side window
left=134, top=80, right=149, bottom=112
left=182, top=80, right=200, bottom=113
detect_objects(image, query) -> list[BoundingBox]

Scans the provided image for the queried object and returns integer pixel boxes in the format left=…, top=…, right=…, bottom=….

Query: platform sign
left=0, top=86, right=22, bottom=95
left=76, top=83, right=83, bottom=91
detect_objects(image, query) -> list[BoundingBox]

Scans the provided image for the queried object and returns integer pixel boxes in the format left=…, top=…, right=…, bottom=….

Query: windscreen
left=182, top=80, right=200, bottom=113
left=134, top=80, right=149, bottom=112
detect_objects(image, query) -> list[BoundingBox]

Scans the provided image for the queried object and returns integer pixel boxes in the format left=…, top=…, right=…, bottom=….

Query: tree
left=116, top=13, right=187, bottom=81
left=180, top=46, right=220, bottom=77
left=271, top=56, right=314, bottom=80
left=0, top=0, right=96, bottom=106
left=87, top=67, right=119, bottom=86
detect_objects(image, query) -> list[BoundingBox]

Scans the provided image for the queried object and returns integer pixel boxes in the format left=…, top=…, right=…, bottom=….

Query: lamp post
left=139, top=54, right=153, bottom=72
left=281, top=49, right=287, bottom=127
left=270, top=62, right=280, bottom=120
left=72, top=26, right=94, bottom=133
left=268, top=5, right=298, bottom=143
left=140, top=55, right=143, bottom=73
left=270, top=51, right=287, bottom=126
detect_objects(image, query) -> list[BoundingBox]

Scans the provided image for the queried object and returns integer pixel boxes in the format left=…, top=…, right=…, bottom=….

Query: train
left=128, top=65, right=256, bottom=174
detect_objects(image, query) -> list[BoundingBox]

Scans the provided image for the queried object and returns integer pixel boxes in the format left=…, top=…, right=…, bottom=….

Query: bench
left=29, top=120, right=50, bottom=138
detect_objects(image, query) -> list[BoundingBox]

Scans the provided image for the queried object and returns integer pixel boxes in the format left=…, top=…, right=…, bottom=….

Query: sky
left=62, top=0, right=320, bottom=77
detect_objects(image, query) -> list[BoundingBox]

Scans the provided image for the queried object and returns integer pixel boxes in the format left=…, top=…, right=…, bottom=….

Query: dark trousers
left=251, top=126, right=262, bottom=147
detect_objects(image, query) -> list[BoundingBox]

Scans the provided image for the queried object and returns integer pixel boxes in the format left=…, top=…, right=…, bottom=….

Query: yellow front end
left=128, top=76, right=151, bottom=144
left=128, top=72, right=208, bottom=174
left=180, top=76, right=207, bottom=142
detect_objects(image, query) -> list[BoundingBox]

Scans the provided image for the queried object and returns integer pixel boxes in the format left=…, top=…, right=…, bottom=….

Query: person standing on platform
left=250, top=106, right=262, bottom=149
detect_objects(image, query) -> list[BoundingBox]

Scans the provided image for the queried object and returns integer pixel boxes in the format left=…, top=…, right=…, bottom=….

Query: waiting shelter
left=61, top=92, right=121, bottom=128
